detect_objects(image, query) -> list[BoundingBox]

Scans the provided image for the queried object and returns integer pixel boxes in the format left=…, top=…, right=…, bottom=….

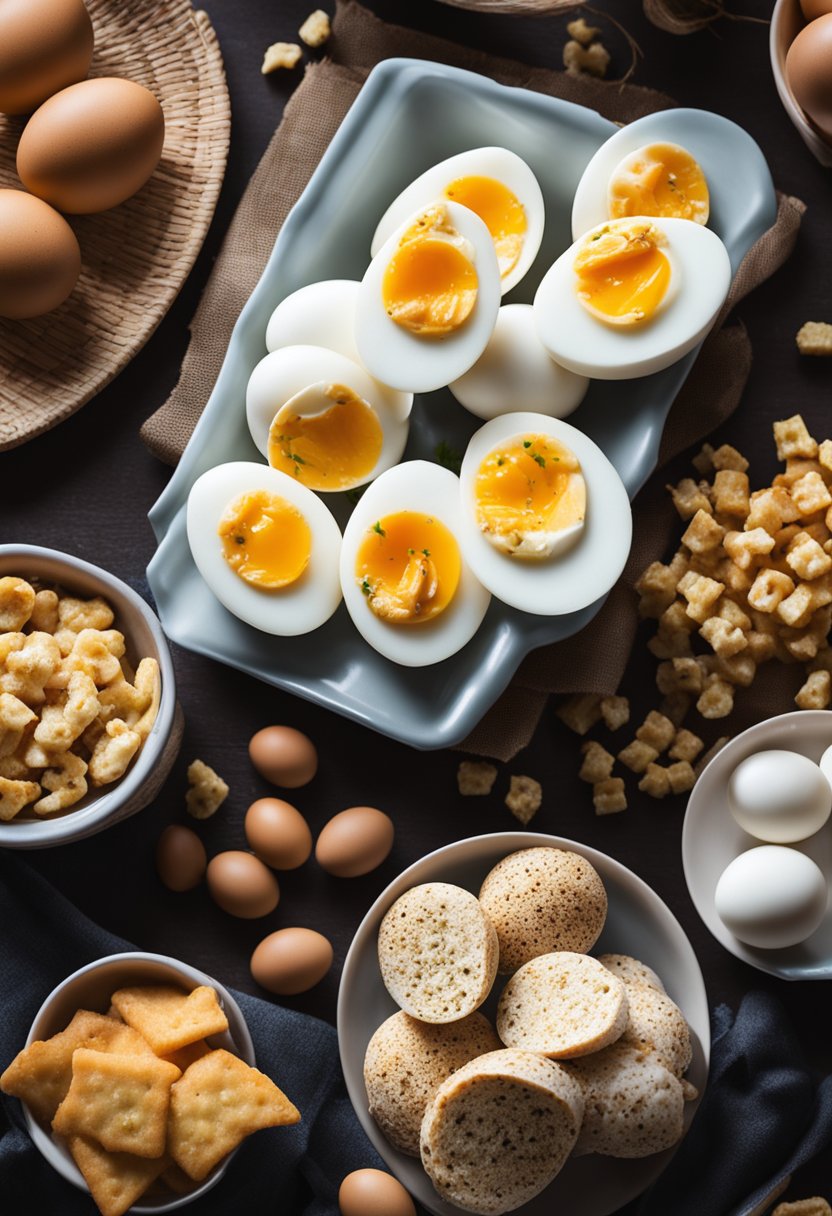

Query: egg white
left=187, top=462, right=343, bottom=636
left=355, top=201, right=501, bottom=395
left=264, top=280, right=412, bottom=422
left=339, top=461, right=491, bottom=667
left=370, top=147, right=545, bottom=295
left=458, top=413, right=632, bottom=616
left=245, top=344, right=410, bottom=489
left=449, top=303, right=589, bottom=421
left=533, top=217, right=731, bottom=381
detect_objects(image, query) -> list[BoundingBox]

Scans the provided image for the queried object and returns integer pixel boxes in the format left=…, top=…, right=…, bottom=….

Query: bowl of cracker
left=1, top=951, right=301, bottom=1214
left=0, top=544, right=181, bottom=847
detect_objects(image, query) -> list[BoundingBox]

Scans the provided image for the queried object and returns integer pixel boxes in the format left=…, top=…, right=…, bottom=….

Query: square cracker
left=168, top=1049, right=300, bottom=1181
left=159, top=1038, right=213, bottom=1073
left=0, top=1010, right=154, bottom=1124
left=69, top=1136, right=170, bottom=1216
left=110, top=985, right=228, bottom=1055
left=52, top=1049, right=180, bottom=1158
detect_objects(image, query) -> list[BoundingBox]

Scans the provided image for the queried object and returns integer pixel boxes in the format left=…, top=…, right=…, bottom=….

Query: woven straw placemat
left=0, top=0, right=230, bottom=452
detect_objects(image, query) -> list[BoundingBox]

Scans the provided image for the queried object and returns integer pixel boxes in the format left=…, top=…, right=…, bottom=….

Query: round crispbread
left=567, top=1040, right=685, bottom=1159
left=497, top=951, right=628, bottom=1058
left=478, top=847, right=607, bottom=973
left=377, top=882, right=499, bottom=1023
left=363, top=1010, right=501, bottom=1156
left=420, top=1048, right=584, bottom=1215
left=620, top=982, right=692, bottom=1079
left=597, top=953, right=665, bottom=992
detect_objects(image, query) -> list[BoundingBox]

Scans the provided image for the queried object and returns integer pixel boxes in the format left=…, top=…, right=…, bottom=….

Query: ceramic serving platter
left=147, top=57, right=776, bottom=750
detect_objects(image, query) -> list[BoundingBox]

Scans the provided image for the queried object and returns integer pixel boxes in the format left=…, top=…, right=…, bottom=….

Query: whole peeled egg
left=249, top=726, right=318, bottom=788
left=786, top=14, right=832, bottom=143
left=0, top=188, right=81, bottom=319
left=250, top=927, right=333, bottom=995
left=245, top=798, right=312, bottom=870
left=728, top=749, right=831, bottom=842
left=0, top=0, right=93, bottom=116
left=338, top=1169, right=417, bottom=1216
left=315, top=807, right=394, bottom=877
left=206, top=851, right=280, bottom=919
left=17, top=76, right=165, bottom=213
left=715, top=845, right=827, bottom=949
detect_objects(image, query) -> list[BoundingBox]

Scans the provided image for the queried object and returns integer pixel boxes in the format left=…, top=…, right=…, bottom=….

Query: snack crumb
left=600, top=695, right=630, bottom=731
left=796, top=321, right=832, bottom=356
left=457, top=760, right=498, bottom=796
left=567, top=16, right=601, bottom=45
left=579, top=741, right=615, bottom=784
left=262, top=41, right=303, bottom=74
left=186, top=759, right=229, bottom=820
left=592, top=777, right=627, bottom=815
left=299, top=9, right=331, bottom=47
left=773, top=1201, right=832, bottom=1216
left=563, top=39, right=610, bottom=77
left=555, top=693, right=602, bottom=735
left=505, top=775, right=542, bottom=825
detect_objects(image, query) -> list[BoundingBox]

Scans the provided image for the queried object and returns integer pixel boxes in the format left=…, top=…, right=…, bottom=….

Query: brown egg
left=249, top=726, right=318, bottom=788
left=206, top=851, right=279, bottom=919
left=17, top=76, right=165, bottom=214
left=155, top=825, right=207, bottom=893
left=245, top=798, right=312, bottom=870
left=315, top=807, right=394, bottom=878
left=800, top=0, right=832, bottom=20
left=338, top=1169, right=416, bottom=1216
left=0, top=0, right=93, bottom=116
left=786, top=14, right=832, bottom=142
left=250, top=927, right=333, bottom=995
left=0, top=189, right=81, bottom=320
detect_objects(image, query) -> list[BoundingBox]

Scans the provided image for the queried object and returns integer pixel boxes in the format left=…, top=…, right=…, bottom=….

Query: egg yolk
left=382, top=204, right=478, bottom=337
left=574, top=221, right=671, bottom=327
left=268, top=383, right=383, bottom=491
left=608, top=142, right=709, bottom=225
left=474, top=434, right=586, bottom=559
left=218, top=490, right=311, bottom=589
left=355, top=512, right=461, bottom=624
left=443, top=175, right=527, bottom=279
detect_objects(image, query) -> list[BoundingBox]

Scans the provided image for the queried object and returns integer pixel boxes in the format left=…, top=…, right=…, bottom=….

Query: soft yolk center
left=608, top=142, right=709, bottom=225
left=268, top=383, right=383, bottom=491
left=574, top=221, right=671, bottom=326
left=355, top=511, right=461, bottom=624
left=443, top=175, right=527, bottom=278
left=218, top=490, right=311, bottom=589
left=382, top=204, right=478, bottom=337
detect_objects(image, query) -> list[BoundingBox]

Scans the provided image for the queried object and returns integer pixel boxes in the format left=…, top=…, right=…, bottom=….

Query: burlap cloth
left=141, top=0, right=805, bottom=760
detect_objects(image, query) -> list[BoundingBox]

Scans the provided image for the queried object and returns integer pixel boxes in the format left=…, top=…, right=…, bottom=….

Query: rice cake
left=597, top=953, right=665, bottom=992
left=619, top=982, right=692, bottom=1079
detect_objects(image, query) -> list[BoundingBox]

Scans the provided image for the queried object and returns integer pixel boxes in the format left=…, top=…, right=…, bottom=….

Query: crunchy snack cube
left=635, top=711, right=676, bottom=753
left=505, top=775, right=542, bottom=825
left=299, top=9, right=331, bottom=46
left=796, top=322, right=832, bottom=356
left=711, top=444, right=749, bottom=473
left=567, top=15, right=601, bottom=42
left=777, top=583, right=816, bottom=628
left=786, top=534, right=832, bottom=581
left=677, top=571, right=724, bottom=623
left=592, top=777, right=627, bottom=815
left=792, top=471, right=832, bottom=515
left=668, top=478, right=712, bottom=520
left=668, top=729, right=704, bottom=764
left=635, top=560, right=680, bottom=617
left=795, top=670, right=831, bottom=710
left=716, top=652, right=757, bottom=687
left=261, top=41, right=302, bottom=73
left=600, top=695, right=630, bottom=731
left=618, top=739, right=659, bottom=774
left=638, top=763, right=671, bottom=799
left=0, top=774, right=40, bottom=821
left=185, top=759, right=229, bottom=820
left=682, top=509, right=725, bottom=554
left=700, top=616, right=748, bottom=659
left=696, top=675, right=734, bottom=719
left=0, top=576, right=35, bottom=632
left=774, top=415, right=818, bottom=461
left=563, top=38, right=610, bottom=76
left=747, top=568, right=795, bottom=613
left=57, top=596, right=115, bottom=633
left=555, top=693, right=602, bottom=735
left=457, top=760, right=498, bottom=796
left=745, top=629, right=777, bottom=664
left=579, top=741, right=615, bottom=784
left=0, top=632, right=61, bottom=705
left=713, top=469, right=750, bottom=517
left=666, top=761, right=696, bottom=795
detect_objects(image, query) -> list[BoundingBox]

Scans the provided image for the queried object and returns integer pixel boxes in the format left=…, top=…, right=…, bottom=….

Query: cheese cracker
left=69, top=1136, right=170, bottom=1216
left=109, top=985, right=228, bottom=1055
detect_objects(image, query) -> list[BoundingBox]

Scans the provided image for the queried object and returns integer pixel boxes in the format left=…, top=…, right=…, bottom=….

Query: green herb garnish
left=373, top=520, right=386, bottom=537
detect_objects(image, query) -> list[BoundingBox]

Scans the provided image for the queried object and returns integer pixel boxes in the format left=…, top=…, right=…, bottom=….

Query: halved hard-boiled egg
left=534, top=217, right=731, bottom=380
left=449, top=303, right=589, bottom=421
left=458, top=413, right=632, bottom=616
left=340, top=461, right=491, bottom=666
left=246, top=344, right=410, bottom=492
left=187, top=462, right=342, bottom=635
left=370, top=147, right=545, bottom=295
left=607, top=143, right=709, bottom=227
left=355, top=200, right=501, bottom=394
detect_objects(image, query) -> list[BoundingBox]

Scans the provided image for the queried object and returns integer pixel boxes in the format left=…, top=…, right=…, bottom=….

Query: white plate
left=337, top=831, right=710, bottom=1216
left=683, top=710, right=832, bottom=980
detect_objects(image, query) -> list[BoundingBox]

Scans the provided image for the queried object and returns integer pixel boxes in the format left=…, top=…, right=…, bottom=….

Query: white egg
left=728, top=749, right=832, bottom=843
left=339, top=461, right=491, bottom=667
left=457, top=412, right=632, bottom=616
left=449, top=304, right=589, bottom=421
left=187, top=461, right=342, bottom=636
left=245, top=344, right=410, bottom=491
left=533, top=217, right=731, bottom=380
left=264, top=280, right=412, bottom=422
left=355, top=200, right=501, bottom=394
left=820, top=742, right=832, bottom=789
left=714, top=846, right=828, bottom=949
left=370, top=147, right=545, bottom=295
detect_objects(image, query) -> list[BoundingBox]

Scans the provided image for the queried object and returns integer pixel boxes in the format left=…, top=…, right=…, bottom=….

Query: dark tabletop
left=2, top=0, right=832, bottom=1210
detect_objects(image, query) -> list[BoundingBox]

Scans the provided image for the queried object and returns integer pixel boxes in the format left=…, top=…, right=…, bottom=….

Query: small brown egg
left=250, top=927, right=333, bottom=995
left=800, top=0, right=832, bottom=20
left=338, top=1169, right=416, bottom=1216
left=249, top=726, right=318, bottom=788
left=315, top=807, right=394, bottom=878
left=786, top=14, right=832, bottom=142
left=155, top=825, right=207, bottom=893
left=245, top=798, right=312, bottom=870
left=17, top=76, right=165, bottom=214
left=0, top=0, right=93, bottom=116
left=0, top=189, right=80, bottom=319
left=206, top=851, right=279, bottom=919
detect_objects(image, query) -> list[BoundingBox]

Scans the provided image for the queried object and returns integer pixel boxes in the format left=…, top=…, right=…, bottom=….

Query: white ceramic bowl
left=337, top=831, right=710, bottom=1216
left=0, top=544, right=180, bottom=848
left=770, top=0, right=832, bottom=168
left=21, top=951, right=255, bottom=1212
left=683, top=710, right=832, bottom=980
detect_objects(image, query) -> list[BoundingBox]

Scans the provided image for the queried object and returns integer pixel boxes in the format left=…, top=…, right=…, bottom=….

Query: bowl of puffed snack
left=0, top=544, right=180, bottom=847
left=1, top=951, right=301, bottom=1215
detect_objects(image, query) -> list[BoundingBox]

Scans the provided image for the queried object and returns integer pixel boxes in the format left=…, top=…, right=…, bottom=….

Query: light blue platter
left=147, top=57, right=776, bottom=750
